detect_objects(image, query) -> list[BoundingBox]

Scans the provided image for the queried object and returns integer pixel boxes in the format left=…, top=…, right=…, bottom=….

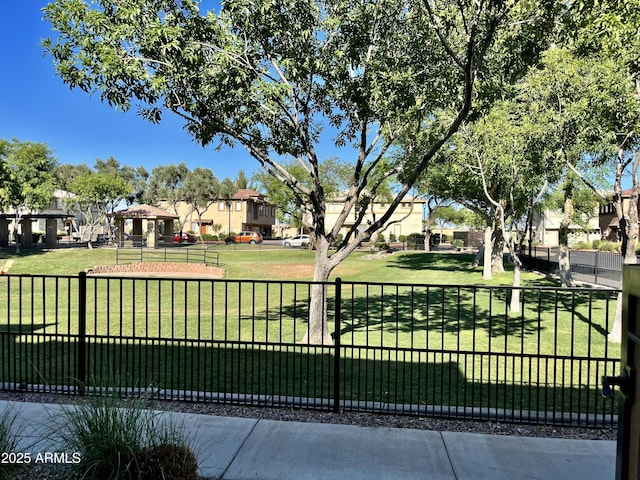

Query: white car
left=282, top=234, right=310, bottom=248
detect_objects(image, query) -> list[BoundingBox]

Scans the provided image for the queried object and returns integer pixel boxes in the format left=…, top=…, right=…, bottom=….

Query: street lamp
left=226, top=200, right=232, bottom=235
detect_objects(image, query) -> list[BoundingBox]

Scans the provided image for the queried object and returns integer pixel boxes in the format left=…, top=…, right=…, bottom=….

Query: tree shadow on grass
left=0, top=333, right=618, bottom=425
left=260, top=284, right=613, bottom=344
left=387, top=252, right=478, bottom=272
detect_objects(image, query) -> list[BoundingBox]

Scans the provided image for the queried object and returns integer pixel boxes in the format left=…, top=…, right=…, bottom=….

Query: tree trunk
left=508, top=244, right=522, bottom=313
left=424, top=231, right=431, bottom=252
left=558, top=188, right=574, bottom=288
left=370, top=230, right=380, bottom=252
left=491, top=226, right=505, bottom=274
left=483, top=226, right=492, bottom=280
left=301, top=238, right=334, bottom=345
left=558, top=244, right=572, bottom=287
left=472, top=244, right=483, bottom=267
left=624, top=171, right=639, bottom=264
left=610, top=152, right=639, bottom=342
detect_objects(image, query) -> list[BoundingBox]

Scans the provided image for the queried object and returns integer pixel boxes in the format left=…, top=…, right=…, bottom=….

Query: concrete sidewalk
left=3, top=400, right=616, bottom=479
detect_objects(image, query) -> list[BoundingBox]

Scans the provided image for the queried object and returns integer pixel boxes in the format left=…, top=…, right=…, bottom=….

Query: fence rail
left=521, top=246, right=628, bottom=288
left=0, top=273, right=621, bottom=428
left=115, top=246, right=219, bottom=266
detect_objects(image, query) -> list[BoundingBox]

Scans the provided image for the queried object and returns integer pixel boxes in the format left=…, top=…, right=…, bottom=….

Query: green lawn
left=1, top=244, right=557, bottom=285
left=0, top=246, right=620, bottom=419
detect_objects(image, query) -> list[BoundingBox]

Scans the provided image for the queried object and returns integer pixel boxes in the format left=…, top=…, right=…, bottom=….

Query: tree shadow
left=387, top=252, right=478, bottom=272
left=0, top=332, right=618, bottom=425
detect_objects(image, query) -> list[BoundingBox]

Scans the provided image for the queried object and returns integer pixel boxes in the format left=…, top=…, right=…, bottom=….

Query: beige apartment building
left=324, top=195, right=425, bottom=240
left=169, top=189, right=277, bottom=237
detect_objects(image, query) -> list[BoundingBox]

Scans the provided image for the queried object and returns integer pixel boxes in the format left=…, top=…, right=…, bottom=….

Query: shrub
left=598, top=240, right=621, bottom=252
left=572, top=241, right=590, bottom=250
left=0, top=406, right=19, bottom=480
left=138, top=444, right=198, bottom=480
left=452, top=239, right=464, bottom=249
left=52, top=393, right=197, bottom=480
left=201, top=234, right=218, bottom=242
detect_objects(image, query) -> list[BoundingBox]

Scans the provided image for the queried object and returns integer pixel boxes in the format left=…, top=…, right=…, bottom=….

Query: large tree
left=45, top=0, right=523, bottom=344
left=518, top=47, right=634, bottom=285
left=0, top=139, right=57, bottom=252
left=569, top=0, right=640, bottom=265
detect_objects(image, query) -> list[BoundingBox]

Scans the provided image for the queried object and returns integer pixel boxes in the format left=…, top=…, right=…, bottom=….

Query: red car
left=174, top=232, right=196, bottom=243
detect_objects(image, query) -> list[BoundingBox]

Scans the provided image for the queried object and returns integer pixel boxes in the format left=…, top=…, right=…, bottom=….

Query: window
left=218, top=202, right=225, bottom=211
left=235, top=202, right=242, bottom=211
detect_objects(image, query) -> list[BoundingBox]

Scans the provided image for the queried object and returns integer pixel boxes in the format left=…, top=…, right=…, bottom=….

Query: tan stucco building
left=168, top=189, right=277, bottom=237
left=324, top=195, right=425, bottom=240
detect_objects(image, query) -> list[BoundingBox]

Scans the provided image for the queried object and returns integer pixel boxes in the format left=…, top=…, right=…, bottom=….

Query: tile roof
left=113, top=204, right=179, bottom=219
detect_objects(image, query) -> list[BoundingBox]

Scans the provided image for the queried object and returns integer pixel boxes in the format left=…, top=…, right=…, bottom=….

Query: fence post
left=77, top=271, right=87, bottom=396
left=333, top=277, right=342, bottom=414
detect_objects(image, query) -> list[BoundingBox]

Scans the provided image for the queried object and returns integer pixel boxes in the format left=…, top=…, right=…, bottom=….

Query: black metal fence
left=521, top=246, right=627, bottom=288
left=115, top=247, right=220, bottom=266
left=0, top=273, right=621, bottom=428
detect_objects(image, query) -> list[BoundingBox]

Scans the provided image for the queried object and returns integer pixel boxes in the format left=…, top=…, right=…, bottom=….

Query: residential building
left=0, top=189, right=75, bottom=248
left=324, top=195, right=426, bottom=241
left=599, top=189, right=635, bottom=242
left=532, top=207, right=601, bottom=247
left=169, top=189, right=277, bottom=237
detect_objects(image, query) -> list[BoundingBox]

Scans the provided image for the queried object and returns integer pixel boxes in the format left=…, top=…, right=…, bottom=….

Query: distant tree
left=65, top=171, right=132, bottom=248
left=0, top=139, right=57, bottom=252
left=235, top=170, right=248, bottom=190
left=146, top=163, right=189, bottom=230
left=55, top=163, right=92, bottom=191
left=422, top=198, right=452, bottom=252
left=94, top=157, right=150, bottom=207
left=216, top=177, right=239, bottom=235
left=182, top=167, right=220, bottom=241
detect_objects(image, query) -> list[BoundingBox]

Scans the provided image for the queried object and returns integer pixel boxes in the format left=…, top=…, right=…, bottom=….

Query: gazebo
left=0, top=213, right=71, bottom=249
left=112, top=204, right=179, bottom=248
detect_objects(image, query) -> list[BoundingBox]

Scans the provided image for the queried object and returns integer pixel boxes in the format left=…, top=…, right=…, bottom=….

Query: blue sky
left=0, top=2, right=259, bottom=181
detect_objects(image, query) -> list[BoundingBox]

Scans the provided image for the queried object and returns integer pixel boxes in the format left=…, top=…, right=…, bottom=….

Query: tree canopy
left=44, top=0, right=536, bottom=343
left=0, top=138, right=58, bottom=252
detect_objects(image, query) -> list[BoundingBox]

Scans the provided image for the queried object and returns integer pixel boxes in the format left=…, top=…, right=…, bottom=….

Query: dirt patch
left=363, top=250, right=396, bottom=260
left=265, top=263, right=354, bottom=280
left=268, top=263, right=316, bottom=279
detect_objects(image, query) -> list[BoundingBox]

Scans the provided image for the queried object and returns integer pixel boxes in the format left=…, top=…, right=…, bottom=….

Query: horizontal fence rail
left=115, top=247, right=219, bottom=266
left=521, top=246, right=629, bottom=288
left=0, top=273, right=621, bottom=428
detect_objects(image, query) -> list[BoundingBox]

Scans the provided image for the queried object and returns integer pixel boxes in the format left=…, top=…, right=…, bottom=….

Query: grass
left=1, top=244, right=553, bottom=284
left=0, top=406, right=19, bottom=480
left=0, top=246, right=621, bottom=418
left=51, top=392, right=197, bottom=480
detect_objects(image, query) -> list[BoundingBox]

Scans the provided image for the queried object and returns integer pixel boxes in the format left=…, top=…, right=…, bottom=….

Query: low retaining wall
left=86, top=262, right=224, bottom=278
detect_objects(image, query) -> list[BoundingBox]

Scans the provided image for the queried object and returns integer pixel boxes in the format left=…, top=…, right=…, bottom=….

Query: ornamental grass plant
left=52, top=391, right=198, bottom=480
left=0, top=406, right=19, bottom=480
